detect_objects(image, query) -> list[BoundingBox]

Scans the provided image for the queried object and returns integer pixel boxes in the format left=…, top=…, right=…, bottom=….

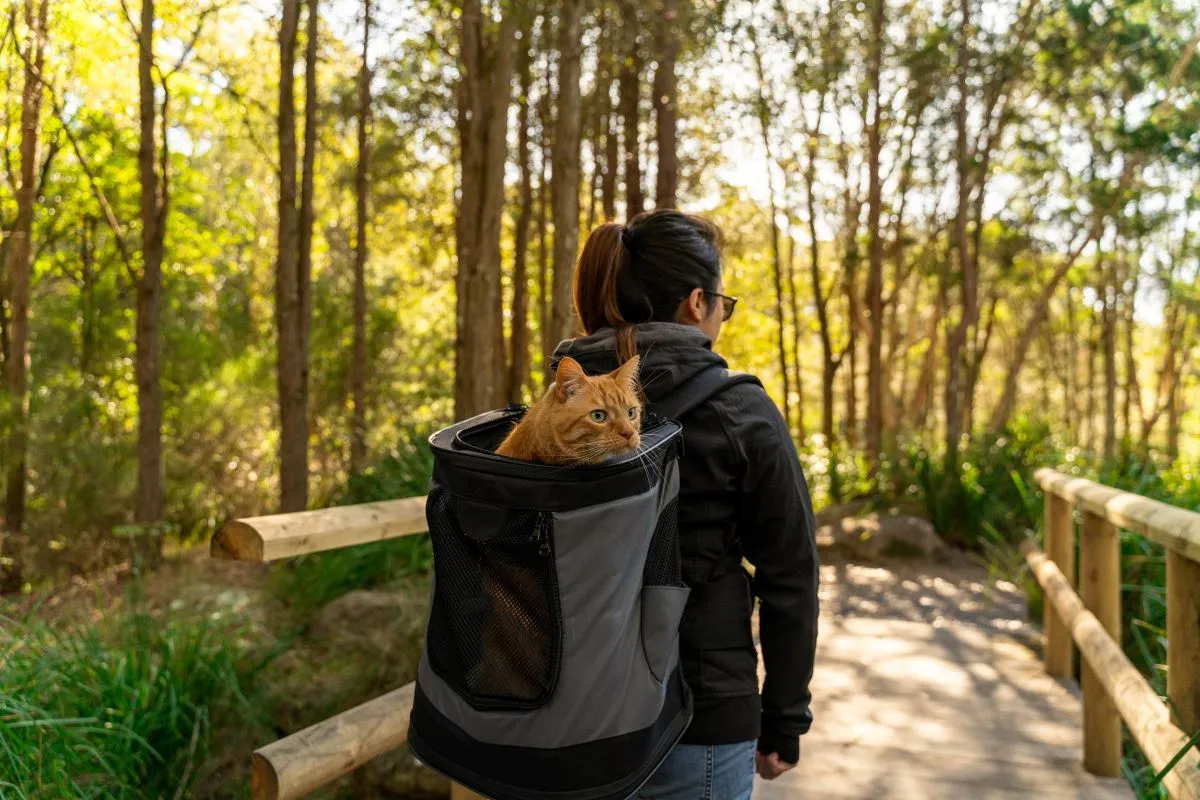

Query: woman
left=553, top=210, right=819, bottom=800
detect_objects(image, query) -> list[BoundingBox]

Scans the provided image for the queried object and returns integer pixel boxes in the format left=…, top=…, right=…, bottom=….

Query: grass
left=0, top=598, right=251, bottom=799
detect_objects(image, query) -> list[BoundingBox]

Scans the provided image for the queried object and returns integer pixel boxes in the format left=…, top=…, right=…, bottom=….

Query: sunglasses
left=707, top=291, right=739, bottom=322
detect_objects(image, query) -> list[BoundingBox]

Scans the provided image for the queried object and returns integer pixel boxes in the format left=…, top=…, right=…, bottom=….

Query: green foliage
left=0, top=605, right=249, bottom=798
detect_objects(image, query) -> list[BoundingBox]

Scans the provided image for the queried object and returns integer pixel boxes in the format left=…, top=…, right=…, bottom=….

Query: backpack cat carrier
left=408, top=366, right=759, bottom=800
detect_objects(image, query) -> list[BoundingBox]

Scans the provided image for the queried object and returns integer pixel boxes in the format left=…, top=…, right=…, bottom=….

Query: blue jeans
left=637, top=741, right=756, bottom=800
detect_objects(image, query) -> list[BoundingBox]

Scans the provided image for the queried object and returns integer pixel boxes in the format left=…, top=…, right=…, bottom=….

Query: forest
left=1, top=0, right=1199, bottom=795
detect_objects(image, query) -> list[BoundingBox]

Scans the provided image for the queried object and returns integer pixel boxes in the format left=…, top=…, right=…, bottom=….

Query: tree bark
left=547, top=0, right=583, bottom=370
left=508, top=13, right=534, bottom=403
left=749, top=34, right=791, bottom=430
left=537, top=38, right=551, bottom=388
left=1167, top=362, right=1185, bottom=460
left=3, top=0, right=48, bottom=539
left=1103, top=274, right=1117, bottom=461
left=350, top=0, right=371, bottom=474
left=944, top=0, right=972, bottom=474
left=1085, top=308, right=1098, bottom=453
left=276, top=0, right=306, bottom=511
left=618, top=0, right=643, bottom=217
left=652, top=0, right=678, bottom=208
left=1122, top=266, right=1138, bottom=446
left=601, top=24, right=618, bottom=222
left=801, top=96, right=838, bottom=445
left=455, top=0, right=516, bottom=418
left=864, top=0, right=886, bottom=471
left=135, top=0, right=166, bottom=526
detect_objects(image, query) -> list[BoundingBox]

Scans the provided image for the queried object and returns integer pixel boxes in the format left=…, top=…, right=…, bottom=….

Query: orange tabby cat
left=496, top=356, right=642, bottom=464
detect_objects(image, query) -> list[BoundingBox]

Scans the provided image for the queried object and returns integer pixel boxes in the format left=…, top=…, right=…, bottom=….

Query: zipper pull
left=531, top=515, right=551, bottom=555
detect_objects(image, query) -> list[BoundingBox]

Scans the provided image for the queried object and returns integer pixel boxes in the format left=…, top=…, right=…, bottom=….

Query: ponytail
left=572, top=210, right=724, bottom=364
left=573, top=222, right=641, bottom=362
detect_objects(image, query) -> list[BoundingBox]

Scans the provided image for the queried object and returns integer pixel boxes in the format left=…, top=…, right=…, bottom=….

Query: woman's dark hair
left=573, top=209, right=723, bottom=362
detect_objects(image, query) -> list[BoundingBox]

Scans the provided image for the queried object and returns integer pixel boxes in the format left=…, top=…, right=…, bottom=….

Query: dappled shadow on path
left=753, top=551, right=1133, bottom=799
left=818, top=550, right=1034, bottom=643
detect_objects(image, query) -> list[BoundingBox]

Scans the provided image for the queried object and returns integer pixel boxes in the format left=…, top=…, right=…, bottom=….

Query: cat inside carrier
left=408, top=365, right=755, bottom=800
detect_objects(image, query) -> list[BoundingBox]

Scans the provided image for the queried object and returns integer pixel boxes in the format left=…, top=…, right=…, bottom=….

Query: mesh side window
left=643, top=497, right=685, bottom=588
left=425, top=489, right=560, bottom=710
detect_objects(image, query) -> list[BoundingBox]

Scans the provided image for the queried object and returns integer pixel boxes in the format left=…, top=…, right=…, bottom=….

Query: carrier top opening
left=428, top=409, right=682, bottom=512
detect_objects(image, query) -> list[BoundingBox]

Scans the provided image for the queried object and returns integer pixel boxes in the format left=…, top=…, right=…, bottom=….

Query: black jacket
left=554, top=323, right=819, bottom=764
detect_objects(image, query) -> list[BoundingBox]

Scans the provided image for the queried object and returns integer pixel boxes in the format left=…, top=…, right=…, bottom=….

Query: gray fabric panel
left=640, top=586, right=690, bottom=683
left=419, top=462, right=681, bottom=749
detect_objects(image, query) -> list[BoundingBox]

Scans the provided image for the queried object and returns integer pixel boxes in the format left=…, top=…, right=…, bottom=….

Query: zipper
left=530, top=514, right=551, bottom=556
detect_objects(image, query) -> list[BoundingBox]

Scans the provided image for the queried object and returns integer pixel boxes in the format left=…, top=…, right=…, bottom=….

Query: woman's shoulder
left=702, top=376, right=788, bottom=442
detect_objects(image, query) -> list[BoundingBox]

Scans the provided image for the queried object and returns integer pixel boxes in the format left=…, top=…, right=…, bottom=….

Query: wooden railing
left=1029, top=469, right=1200, bottom=799
left=213, top=470, right=1200, bottom=799
left=211, top=497, right=481, bottom=800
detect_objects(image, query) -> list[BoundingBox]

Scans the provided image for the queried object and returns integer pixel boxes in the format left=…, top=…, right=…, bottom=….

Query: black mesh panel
left=426, top=488, right=560, bottom=710
left=643, top=497, right=685, bottom=588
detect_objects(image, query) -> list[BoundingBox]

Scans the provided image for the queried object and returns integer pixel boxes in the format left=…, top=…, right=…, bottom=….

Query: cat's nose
left=620, top=430, right=635, bottom=440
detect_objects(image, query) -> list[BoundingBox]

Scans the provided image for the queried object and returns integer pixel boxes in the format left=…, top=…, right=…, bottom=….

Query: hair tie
left=619, top=226, right=632, bottom=250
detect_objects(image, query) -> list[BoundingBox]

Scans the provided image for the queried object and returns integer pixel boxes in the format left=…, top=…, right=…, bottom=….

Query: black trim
left=409, top=669, right=693, bottom=800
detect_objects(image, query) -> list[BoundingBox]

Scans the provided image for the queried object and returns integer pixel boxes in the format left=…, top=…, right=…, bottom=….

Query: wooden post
left=1168, top=549, right=1200, bottom=735
left=1079, top=509, right=1122, bottom=777
left=451, top=784, right=486, bottom=800
left=1044, top=492, right=1076, bottom=678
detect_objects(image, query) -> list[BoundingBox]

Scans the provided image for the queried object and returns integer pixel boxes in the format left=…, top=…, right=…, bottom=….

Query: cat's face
left=551, top=356, right=642, bottom=464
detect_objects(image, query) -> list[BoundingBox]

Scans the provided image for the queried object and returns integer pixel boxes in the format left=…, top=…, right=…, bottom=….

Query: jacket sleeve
left=719, top=383, right=819, bottom=765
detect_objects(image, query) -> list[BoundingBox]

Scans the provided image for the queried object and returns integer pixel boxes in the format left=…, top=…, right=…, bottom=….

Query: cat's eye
left=627, top=407, right=637, bottom=419
left=590, top=410, right=608, bottom=423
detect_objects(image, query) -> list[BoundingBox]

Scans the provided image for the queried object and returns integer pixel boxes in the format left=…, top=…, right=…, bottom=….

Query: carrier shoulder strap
left=650, top=365, right=762, bottom=420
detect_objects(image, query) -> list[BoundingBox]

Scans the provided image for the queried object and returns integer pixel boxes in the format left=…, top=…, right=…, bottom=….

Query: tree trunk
left=912, top=273, right=946, bottom=429
left=1167, top=364, right=1184, bottom=460
left=508, top=14, right=534, bottom=403
left=802, top=96, right=837, bottom=445
left=864, top=0, right=886, bottom=471
left=135, top=0, right=166, bottom=529
left=3, top=0, right=48, bottom=540
left=1122, top=268, right=1138, bottom=446
left=537, top=43, right=551, bottom=388
left=350, top=0, right=371, bottom=474
left=80, top=217, right=96, bottom=380
left=276, top=0, right=306, bottom=511
left=750, top=34, right=791, bottom=430
left=455, top=0, right=517, bottom=418
left=618, top=0, right=643, bottom=217
left=1066, top=283, right=1078, bottom=439
left=652, top=0, right=678, bottom=208
left=1103, top=278, right=1117, bottom=461
left=787, top=232, right=805, bottom=446
left=944, top=0, right=972, bottom=475
left=601, top=27, right=618, bottom=221
left=1085, top=309, right=1098, bottom=453
left=547, top=0, right=583, bottom=369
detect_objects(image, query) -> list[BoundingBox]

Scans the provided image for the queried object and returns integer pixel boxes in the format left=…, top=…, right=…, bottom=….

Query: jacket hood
left=553, top=323, right=728, bottom=404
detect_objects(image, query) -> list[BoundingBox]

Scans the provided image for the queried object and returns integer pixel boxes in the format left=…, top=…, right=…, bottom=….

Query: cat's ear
left=612, top=355, right=641, bottom=389
left=555, top=357, right=587, bottom=401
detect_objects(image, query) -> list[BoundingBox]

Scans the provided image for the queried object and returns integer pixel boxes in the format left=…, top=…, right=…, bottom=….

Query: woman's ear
left=677, top=288, right=708, bottom=324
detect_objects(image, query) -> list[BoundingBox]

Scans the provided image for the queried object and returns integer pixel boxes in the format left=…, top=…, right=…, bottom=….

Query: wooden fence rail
left=211, top=471, right=1200, bottom=799
left=1033, top=468, right=1200, bottom=800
